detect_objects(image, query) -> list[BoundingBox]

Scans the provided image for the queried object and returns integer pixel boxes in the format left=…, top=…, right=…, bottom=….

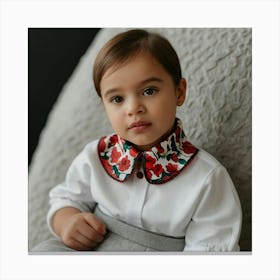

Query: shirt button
left=136, top=171, right=144, bottom=179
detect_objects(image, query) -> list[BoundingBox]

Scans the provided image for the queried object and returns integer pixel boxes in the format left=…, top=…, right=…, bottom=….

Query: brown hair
left=93, top=29, right=182, bottom=97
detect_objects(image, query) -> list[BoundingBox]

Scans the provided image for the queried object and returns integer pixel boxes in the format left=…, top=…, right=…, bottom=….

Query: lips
left=128, top=121, right=151, bottom=131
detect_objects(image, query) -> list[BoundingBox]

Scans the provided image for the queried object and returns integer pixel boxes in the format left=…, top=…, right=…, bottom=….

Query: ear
left=176, top=78, right=187, bottom=106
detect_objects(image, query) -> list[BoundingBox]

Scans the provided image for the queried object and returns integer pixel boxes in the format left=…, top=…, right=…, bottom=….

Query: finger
left=74, top=230, right=99, bottom=248
left=83, top=213, right=107, bottom=235
left=65, top=237, right=94, bottom=251
left=77, top=222, right=104, bottom=243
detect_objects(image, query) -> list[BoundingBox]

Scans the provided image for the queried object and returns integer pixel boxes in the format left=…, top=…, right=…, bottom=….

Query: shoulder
left=188, top=148, right=231, bottom=183
left=194, top=148, right=223, bottom=170
left=82, top=138, right=100, bottom=153
left=71, top=137, right=108, bottom=164
left=192, top=149, right=237, bottom=191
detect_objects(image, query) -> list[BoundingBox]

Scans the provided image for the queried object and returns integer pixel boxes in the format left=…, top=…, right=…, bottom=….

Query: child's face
left=100, top=51, right=186, bottom=151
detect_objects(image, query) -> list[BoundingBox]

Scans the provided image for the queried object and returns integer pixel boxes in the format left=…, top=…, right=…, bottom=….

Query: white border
left=1, top=0, right=279, bottom=279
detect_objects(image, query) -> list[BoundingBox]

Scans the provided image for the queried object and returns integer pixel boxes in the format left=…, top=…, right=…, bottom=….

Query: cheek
left=151, top=98, right=177, bottom=116
left=104, top=104, right=117, bottom=118
left=104, top=107, right=124, bottom=130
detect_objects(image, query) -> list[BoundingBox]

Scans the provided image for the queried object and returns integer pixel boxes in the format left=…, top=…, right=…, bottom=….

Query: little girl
left=33, top=29, right=242, bottom=252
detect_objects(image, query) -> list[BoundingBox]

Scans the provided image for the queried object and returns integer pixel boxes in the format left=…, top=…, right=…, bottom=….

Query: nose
left=127, top=96, right=145, bottom=116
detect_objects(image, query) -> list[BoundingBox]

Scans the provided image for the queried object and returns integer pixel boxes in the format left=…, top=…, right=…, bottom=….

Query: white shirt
left=47, top=139, right=242, bottom=252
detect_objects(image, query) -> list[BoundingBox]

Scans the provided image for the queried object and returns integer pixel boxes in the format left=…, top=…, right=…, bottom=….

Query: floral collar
left=98, top=119, right=198, bottom=184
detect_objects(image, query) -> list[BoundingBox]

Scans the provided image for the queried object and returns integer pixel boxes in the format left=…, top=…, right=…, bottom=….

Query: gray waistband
left=94, top=207, right=185, bottom=251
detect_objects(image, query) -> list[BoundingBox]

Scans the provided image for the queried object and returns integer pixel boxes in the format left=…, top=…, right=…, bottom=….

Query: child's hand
left=60, top=212, right=107, bottom=251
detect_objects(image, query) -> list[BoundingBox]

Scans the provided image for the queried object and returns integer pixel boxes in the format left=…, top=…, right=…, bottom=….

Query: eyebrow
left=103, top=76, right=164, bottom=98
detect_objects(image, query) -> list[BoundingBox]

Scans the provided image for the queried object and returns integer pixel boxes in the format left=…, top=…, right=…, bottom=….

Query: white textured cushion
left=28, top=28, right=251, bottom=250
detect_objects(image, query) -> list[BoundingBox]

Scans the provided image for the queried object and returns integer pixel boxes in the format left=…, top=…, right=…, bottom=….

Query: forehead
left=100, top=52, right=170, bottom=90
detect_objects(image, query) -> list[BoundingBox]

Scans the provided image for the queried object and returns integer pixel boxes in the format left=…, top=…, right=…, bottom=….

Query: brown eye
left=111, top=96, right=123, bottom=104
left=143, top=87, right=157, bottom=96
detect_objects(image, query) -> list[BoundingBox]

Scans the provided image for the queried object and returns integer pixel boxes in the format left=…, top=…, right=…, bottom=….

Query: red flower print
left=152, top=164, right=163, bottom=177
left=156, top=144, right=164, bottom=154
left=166, top=163, right=178, bottom=173
left=118, top=155, right=131, bottom=171
left=145, top=169, right=153, bottom=180
left=111, top=147, right=121, bottom=163
left=98, top=119, right=199, bottom=184
left=109, top=135, right=119, bottom=146
left=99, top=137, right=106, bottom=152
left=162, top=175, right=170, bottom=183
left=182, top=141, right=197, bottom=154
left=145, top=155, right=156, bottom=169
left=129, top=147, right=139, bottom=157
left=171, top=153, right=178, bottom=162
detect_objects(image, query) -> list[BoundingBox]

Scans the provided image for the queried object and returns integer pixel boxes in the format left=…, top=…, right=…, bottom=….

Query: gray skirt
left=31, top=207, right=185, bottom=252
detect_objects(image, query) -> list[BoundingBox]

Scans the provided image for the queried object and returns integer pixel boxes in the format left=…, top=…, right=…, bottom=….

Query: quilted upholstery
left=28, top=28, right=251, bottom=251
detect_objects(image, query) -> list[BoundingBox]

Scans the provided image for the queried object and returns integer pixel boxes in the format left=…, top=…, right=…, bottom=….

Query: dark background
left=28, top=28, right=100, bottom=165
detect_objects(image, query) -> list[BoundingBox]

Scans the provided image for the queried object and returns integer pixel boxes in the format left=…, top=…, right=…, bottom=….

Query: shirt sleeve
left=46, top=144, right=97, bottom=237
left=184, top=166, right=242, bottom=252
